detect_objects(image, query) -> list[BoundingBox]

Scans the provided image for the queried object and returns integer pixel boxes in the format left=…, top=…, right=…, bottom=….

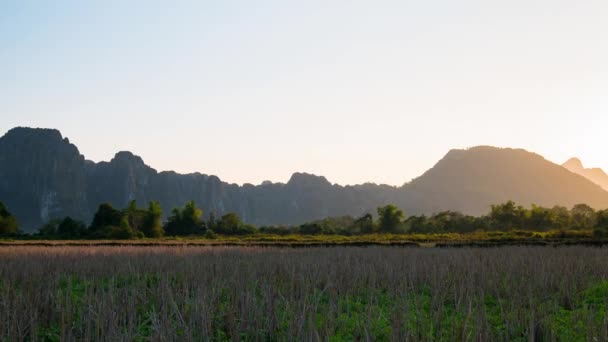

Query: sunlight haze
left=2, top=0, right=607, bottom=185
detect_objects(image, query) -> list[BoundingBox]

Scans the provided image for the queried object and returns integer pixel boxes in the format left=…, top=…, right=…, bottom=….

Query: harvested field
left=1, top=246, right=607, bottom=341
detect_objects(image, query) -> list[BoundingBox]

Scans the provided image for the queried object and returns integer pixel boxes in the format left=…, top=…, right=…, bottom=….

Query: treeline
left=261, top=202, right=608, bottom=237
left=33, top=201, right=255, bottom=239
left=1, top=200, right=608, bottom=239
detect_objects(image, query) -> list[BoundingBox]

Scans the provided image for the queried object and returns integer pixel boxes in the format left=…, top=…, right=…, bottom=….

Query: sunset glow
left=2, top=1, right=606, bottom=185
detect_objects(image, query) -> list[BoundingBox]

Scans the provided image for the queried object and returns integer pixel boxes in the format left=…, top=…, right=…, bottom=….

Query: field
left=1, top=246, right=608, bottom=341
left=1, top=229, right=606, bottom=248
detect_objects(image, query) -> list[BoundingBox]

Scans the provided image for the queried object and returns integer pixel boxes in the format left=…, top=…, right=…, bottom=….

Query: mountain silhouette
left=563, top=158, right=608, bottom=192
left=1, top=128, right=608, bottom=231
left=397, top=147, right=608, bottom=215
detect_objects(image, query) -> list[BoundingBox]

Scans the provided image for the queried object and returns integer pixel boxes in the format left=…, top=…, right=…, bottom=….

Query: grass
left=0, top=229, right=604, bottom=247
left=1, top=246, right=608, bottom=340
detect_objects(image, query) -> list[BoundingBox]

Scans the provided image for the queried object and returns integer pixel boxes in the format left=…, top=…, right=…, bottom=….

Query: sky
left=1, top=0, right=607, bottom=186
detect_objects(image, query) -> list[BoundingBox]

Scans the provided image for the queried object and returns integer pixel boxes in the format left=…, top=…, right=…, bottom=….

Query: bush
left=214, top=213, right=256, bottom=235
left=0, top=202, right=19, bottom=236
left=104, top=226, right=136, bottom=240
left=594, top=210, right=608, bottom=238
left=204, top=230, right=217, bottom=239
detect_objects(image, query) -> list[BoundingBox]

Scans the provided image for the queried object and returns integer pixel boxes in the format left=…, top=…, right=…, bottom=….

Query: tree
left=38, top=217, right=87, bottom=238
left=125, top=200, right=147, bottom=233
left=182, top=201, right=203, bottom=229
left=123, top=200, right=164, bottom=238
left=430, top=211, right=481, bottom=233
left=594, top=210, right=608, bottom=238
left=354, top=213, right=375, bottom=234
left=105, top=215, right=136, bottom=239
left=164, top=201, right=204, bottom=236
left=127, top=200, right=137, bottom=213
left=489, top=201, right=526, bottom=230
left=141, top=201, right=164, bottom=238
left=207, top=211, right=218, bottom=232
left=299, top=222, right=324, bottom=235
left=258, top=225, right=293, bottom=235
left=526, top=205, right=553, bottom=231
left=215, top=213, right=255, bottom=235
left=89, top=202, right=149, bottom=239
left=38, top=219, right=61, bottom=237
left=217, top=213, right=241, bottom=234
left=377, top=205, right=404, bottom=233
left=406, top=215, right=429, bottom=233
left=90, top=203, right=123, bottom=233
left=57, top=217, right=87, bottom=238
left=549, top=206, right=571, bottom=229
left=164, top=209, right=182, bottom=236
left=297, top=216, right=355, bottom=235
left=0, top=202, right=18, bottom=236
left=571, top=204, right=596, bottom=230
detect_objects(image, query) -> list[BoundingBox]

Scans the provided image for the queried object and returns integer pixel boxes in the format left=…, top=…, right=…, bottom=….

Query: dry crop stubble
left=0, top=246, right=608, bottom=341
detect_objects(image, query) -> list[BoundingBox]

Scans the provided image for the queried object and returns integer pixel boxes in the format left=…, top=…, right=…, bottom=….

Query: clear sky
left=2, top=0, right=607, bottom=186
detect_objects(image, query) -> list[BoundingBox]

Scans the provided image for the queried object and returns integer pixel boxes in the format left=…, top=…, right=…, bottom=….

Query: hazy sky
left=2, top=1, right=607, bottom=186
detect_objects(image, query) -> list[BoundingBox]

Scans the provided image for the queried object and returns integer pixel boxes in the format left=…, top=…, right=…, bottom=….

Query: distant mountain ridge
left=563, top=158, right=608, bottom=192
left=1, top=127, right=608, bottom=231
left=399, top=146, right=608, bottom=215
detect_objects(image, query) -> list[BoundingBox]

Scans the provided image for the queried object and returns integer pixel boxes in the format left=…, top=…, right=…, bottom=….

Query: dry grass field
left=1, top=245, right=608, bottom=341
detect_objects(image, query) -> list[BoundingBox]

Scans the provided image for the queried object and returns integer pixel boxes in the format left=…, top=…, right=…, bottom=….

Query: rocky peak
left=0, top=127, right=82, bottom=159
left=112, top=151, right=145, bottom=165
left=563, top=158, right=584, bottom=170
left=2, top=127, right=63, bottom=141
left=0, top=127, right=88, bottom=228
left=287, top=172, right=332, bottom=188
left=563, top=158, right=608, bottom=192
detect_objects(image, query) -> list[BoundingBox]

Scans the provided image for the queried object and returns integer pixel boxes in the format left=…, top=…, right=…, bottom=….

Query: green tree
left=526, top=205, right=553, bottom=231
left=430, top=211, right=481, bottom=233
left=258, top=225, right=293, bottom=235
left=38, top=219, right=61, bottom=237
left=299, top=222, right=324, bottom=235
left=164, top=201, right=204, bottom=236
left=594, top=210, right=608, bottom=237
left=377, top=205, right=404, bottom=233
left=56, top=217, right=87, bottom=238
left=141, top=201, right=164, bottom=238
left=354, top=213, right=375, bottom=234
left=0, top=202, right=19, bottom=236
left=165, top=207, right=182, bottom=234
left=571, top=204, right=596, bottom=230
left=406, top=215, right=430, bottom=233
left=549, top=206, right=571, bottom=229
left=489, top=201, right=526, bottom=230
left=90, top=203, right=123, bottom=234
left=216, top=213, right=249, bottom=235
left=125, top=200, right=147, bottom=232
left=207, top=212, right=218, bottom=232
left=127, top=200, right=137, bottom=213
left=89, top=203, right=146, bottom=239
left=106, top=215, right=136, bottom=239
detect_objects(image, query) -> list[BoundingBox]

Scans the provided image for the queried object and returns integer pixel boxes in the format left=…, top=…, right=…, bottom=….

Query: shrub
left=0, top=202, right=18, bottom=236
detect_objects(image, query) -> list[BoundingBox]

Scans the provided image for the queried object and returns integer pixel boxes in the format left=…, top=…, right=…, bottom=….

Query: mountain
left=563, top=158, right=608, bottom=192
left=1, top=127, right=608, bottom=231
left=396, top=147, right=608, bottom=216
left=0, top=128, right=89, bottom=229
left=0, top=127, right=396, bottom=231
